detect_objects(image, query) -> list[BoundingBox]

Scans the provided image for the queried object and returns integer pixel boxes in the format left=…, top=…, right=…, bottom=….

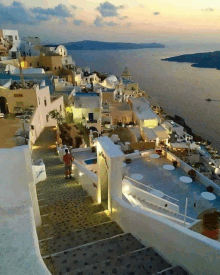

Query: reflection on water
left=69, top=43, right=220, bottom=151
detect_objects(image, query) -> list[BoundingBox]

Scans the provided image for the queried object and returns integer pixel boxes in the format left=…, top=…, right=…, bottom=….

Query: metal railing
left=124, top=176, right=197, bottom=225
left=125, top=176, right=179, bottom=204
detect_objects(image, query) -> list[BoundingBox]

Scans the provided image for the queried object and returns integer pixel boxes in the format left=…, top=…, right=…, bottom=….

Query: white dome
left=101, top=75, right=118, bottom=88
left=106, top=75, right=118, bottom=83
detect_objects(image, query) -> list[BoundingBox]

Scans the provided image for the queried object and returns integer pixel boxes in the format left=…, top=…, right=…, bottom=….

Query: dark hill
left=64, top=40, right=165, bottom=50
left=162, top=51, right=220, bottom=70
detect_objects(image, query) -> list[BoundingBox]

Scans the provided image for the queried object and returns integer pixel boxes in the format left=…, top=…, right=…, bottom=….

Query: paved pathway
left=33, top=127, right=190, bottom=275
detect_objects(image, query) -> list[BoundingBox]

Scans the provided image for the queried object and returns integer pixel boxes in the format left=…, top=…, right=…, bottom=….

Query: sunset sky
left=1, top=0, right=220, bottom=44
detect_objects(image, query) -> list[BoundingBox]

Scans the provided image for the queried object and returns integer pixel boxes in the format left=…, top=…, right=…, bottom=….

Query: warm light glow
left=32, top=145, right=41, bottom=149
left=122, top=185, right=130, bottom=193
left=79, top=172, right=84, bottom=176
left=49, top=145, right=56, bottom=148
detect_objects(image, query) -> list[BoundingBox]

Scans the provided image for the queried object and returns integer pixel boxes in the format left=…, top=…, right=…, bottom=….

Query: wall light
left=79, top=172, right=84, bottom=176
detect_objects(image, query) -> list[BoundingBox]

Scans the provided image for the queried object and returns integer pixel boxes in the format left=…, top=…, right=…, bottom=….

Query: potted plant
left=188, top=169, right=196, bottom=181
left=206, top=186, right=214, bottom=193
left=172, top=160, right=178, bottom=168
left=202, top=212, right=219, bottom=240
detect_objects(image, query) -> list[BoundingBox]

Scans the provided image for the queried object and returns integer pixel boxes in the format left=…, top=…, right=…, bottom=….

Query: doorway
left=0, top=97, right=8, bottom=114
left=88, top=113, right=94, bottom=122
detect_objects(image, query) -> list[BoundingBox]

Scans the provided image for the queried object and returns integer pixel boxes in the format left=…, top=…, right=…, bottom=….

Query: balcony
left=87, top=120, right=97, bottom=123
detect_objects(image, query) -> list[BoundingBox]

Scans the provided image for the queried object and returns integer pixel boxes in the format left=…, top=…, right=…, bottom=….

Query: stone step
left=39, top=196, right=104, bottom=215
left=70, top=247, right=171, bottom=275
left=156, top=266, right=190, bottom=275
left=37, top=187, right=88, bottom=206
left=37, top=211, right=111, bottom=240
left=50, top=233, right=145, bottom=274
left=39, top=221, right=123, bottom=256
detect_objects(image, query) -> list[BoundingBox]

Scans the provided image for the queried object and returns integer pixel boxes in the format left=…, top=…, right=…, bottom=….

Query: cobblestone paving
left=33, top=128, right=112, bottom=273
left=33, top=127, right=189, bottom=275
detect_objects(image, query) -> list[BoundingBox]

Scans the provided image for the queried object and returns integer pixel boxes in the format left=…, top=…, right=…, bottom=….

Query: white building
left=129, top=97, right=160, bottom=128
left=69, top=92, right=101, bottom=134
left=0, top=29, right=21, bottom=60
left=43, top=44, right=67, bottom=57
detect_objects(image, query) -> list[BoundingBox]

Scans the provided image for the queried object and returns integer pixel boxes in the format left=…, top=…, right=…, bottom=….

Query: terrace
left=123, top=152, right=220, bottom=221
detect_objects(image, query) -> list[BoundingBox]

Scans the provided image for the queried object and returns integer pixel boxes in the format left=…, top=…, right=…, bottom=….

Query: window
left=31, top=125, right=34, bottom=130
left=38, top=97, right=40, bottom=105
left=15, top=35, right=17, bottom=40
left=14, top=94, right=23, bottom=98
left=37, top=62, right=39, bottom=66
left=60, top=105, right=62, bottom=111
left=44, top=98, right=47, bottom=106
left=64, top=52, right=66, bottom=56
left=46, top=115, right=49, bottom=122
left=58, top=66, right=61, bottom=69
left=30, top=63, right=32, bottom=67
left=54, top=67, right=57, bottom=70
left=65, top=60, right=68, bottom=64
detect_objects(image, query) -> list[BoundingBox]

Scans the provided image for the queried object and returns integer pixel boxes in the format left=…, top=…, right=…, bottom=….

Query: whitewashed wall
left=111, top=196, right=220, bottom=275
left=0, top=145, right=50, bottom=274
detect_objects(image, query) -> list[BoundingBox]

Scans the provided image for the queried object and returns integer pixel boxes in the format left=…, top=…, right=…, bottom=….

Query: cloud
left=71, top=5, right=77, bottom=10
left=201, top=8, right=214, bottom=12
left=0, top=1, right=35, bottom=25
left=73, top=19, right=84, bottom=26
left=35, top=14, right=49, bottom=21
left=119, top=16, right=128, bottom=20
left=105, top=21, right=118, bottom=26
left=96, top=1, right=124, bottom=18
left=139, top=4, right=145, bottom=8
left=0, top=2, right=78, bottom=26
left=153, top=12, right=160, bottom=15
left=94, top=16, right=118, bottom=27
left=31, top=4, right=73, bottom=18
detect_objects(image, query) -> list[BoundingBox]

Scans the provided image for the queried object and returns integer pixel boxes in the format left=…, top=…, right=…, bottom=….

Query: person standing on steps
left=63, top=149, right=74, bottom=179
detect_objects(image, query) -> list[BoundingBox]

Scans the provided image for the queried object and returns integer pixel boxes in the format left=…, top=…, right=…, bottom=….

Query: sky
left=0, top=0, right=220, bottom=44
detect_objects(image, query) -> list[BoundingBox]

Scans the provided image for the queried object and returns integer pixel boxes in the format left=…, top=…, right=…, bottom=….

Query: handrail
left=138, top=197, right=196, bottom=223
left=125, top=176, right=179, bottom=203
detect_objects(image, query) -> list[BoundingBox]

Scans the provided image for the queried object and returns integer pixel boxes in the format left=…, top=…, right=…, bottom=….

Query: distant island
left=64, top=40, right=165, bottom=51
left=162, top=51, right=220, bottom=70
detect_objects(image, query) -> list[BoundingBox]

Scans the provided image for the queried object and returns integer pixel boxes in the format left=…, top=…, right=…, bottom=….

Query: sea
left=68, top=43, right=220, bottom=152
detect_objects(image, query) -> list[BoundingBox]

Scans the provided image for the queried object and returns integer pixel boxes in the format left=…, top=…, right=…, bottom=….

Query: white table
left=163, top=165, right=175, bottom=171
left=131, top=174, right=143, bottom=180
left=150, top=154, right=160, bottom=159
left=150, top=190, right=165, bottom=198
left=179, top=176, right=192, bottom=183
left=122, top=163, right=126, bottom=167
left=201, top=192, right=216, bottom=200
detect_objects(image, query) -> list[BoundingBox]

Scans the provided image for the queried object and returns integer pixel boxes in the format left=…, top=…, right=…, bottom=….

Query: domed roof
left=101, top=75, right=118, bottom=88
left=122, top=67, right=131, bottom=76
left=105, top=75, right=118, bottom=83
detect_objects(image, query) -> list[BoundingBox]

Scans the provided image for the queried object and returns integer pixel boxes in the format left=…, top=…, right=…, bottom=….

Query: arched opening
left=89, top=126, right=98, bottom=132
left=0, top=97, right=9, bottom=114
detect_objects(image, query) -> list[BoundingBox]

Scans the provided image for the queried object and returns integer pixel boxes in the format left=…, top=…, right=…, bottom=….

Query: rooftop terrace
left=124, top=154, right=220, bottom=220
left=0, top=118, right=23, bottom=148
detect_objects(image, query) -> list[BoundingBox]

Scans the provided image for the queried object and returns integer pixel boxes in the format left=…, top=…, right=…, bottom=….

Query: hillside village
left=1, top=29, right=220, bottom=275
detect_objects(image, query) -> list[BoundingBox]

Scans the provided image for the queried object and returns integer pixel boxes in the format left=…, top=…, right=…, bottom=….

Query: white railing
left=124, top=176, right=197, bottom=225
left=125, top=176, right=179, bottom=204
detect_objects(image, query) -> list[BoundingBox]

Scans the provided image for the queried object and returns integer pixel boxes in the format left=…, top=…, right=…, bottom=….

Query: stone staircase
left=33, top=127, right=190, bottom=275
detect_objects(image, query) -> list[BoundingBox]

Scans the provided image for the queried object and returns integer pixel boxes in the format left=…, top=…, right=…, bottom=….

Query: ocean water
left=69, top=43, right=220, bottom=151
